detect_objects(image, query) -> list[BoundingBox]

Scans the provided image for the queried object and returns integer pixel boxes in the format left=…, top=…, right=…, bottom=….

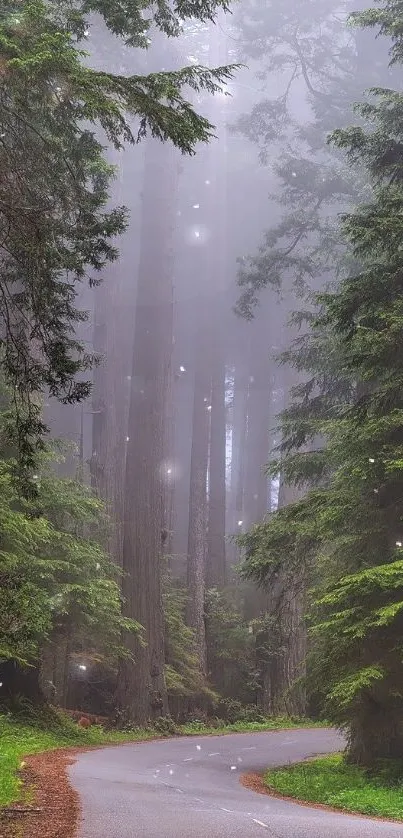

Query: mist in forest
left=4, top=0, right=397, bottom=736
left=44, top=0, right=388, bottom=721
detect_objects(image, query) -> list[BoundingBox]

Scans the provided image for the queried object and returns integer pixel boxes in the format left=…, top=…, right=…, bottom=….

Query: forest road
left=69, top=729, right=403, bottom=838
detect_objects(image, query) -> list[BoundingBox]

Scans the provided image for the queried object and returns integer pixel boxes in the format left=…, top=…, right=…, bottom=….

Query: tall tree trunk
left=90, top=148, right=140, bottom=567
left=207, top=324, right=226, bottom=588
left=116, top=137, right=178, bottom=724
left=170, top=312, right=194, bottom=580
left=186, top=21, right=228, bottom=671
left=162, top=287, right=175, bottom=564
left=256, top=349, right=307, bottom=717
left=186, top=317, right=211, bottom=678
left=227, top=361, right=248, bottom=568
left=274, top=477, right=306, bottom=715
left=243, top=350, right=271, bottom=530
left=243, top=301, right=281, bottom=529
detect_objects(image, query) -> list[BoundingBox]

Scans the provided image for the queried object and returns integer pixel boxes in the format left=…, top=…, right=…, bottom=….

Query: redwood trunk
left=117, top=137, right=178, bottom=724
left=186, top=319, right=211, bottom=678
left=207, top=327, right=227, bottom=588
left=257, top=368, right=307, bottom=717
left=227, top=362, right=248, bottom=568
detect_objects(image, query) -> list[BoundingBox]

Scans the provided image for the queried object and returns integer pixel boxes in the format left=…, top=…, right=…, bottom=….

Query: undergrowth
left=179, top=716, right=326, bottom=735
left=265, top=753, right=403, bottom=821
left=0, top=710, right=154, bottom=808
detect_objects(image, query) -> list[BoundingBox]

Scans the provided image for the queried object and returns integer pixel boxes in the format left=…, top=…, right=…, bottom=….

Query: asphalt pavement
left=69, top=728, right=403, bottom=837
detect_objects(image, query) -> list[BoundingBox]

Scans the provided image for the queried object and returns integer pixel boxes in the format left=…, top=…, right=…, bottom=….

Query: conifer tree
left=241, top=0, right=403, bottom=766
left=0, top=1, right=234, bottom=480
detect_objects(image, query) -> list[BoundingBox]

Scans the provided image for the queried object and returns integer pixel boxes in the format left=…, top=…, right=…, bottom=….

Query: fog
left=39, top=0, right=392, bottom=720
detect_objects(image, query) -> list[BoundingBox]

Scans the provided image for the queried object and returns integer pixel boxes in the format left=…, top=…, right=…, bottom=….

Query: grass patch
left=0, top=710, right=326, bottom=810
left=265, top=753, right=403, bottom=821
left=179, top=716, right=326, bottom=735
left=0, top=711, right=155, bottom=808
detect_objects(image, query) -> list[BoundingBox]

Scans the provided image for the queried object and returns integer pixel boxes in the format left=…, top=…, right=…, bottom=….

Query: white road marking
left=176, top=788, right=184, bottom=794
left=241, top=746, right=256, bottom=751
left=196, top=745, right=201, bottom=750
left=184, top=758, right=193, bottom=762
left=221, top=808, right=233, bottom=813
left=230, top=765, right=237, bottom=770
left=252, top=819, right=268, bottom=828
left=208, top=752, right=220, bottom=756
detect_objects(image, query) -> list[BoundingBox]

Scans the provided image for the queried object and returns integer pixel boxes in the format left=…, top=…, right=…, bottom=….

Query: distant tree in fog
left=235, top=0, right=392, bottom=316
left=232, top=0, right=393, bottom=716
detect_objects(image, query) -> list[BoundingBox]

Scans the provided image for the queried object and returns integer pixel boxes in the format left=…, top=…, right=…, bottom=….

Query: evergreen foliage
left=0, top=442, right=137, bottom=671
left=240, top=0, right=403, bottom=765
left=205, top=586, right=257, bottom=705
left=162, top=579, right=257, bottom=712
left=163, top=579, right=257, bottom=710
left=163, top=574, right=209, bottom=702
left=233, top=0, right=392, bottom=319
left=0, top=1, right=235, bottom=479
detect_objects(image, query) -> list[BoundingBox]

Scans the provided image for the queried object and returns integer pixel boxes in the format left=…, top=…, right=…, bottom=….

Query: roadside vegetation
left=5, top=0, right=403, bottom=830
left=0, top=712, right=139, bottom=808
left=265, top=754, right=403, bottom=821
left=179, top=717, right=326, bottom=736
left=0, top=710, right=325, bottom=809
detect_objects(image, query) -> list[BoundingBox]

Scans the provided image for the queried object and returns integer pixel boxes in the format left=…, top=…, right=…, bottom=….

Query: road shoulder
left=1, top=749, right=81, bottom=838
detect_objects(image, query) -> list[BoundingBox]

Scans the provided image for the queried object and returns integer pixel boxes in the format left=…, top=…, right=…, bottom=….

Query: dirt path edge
left=2, top=748, right=83, bottom=838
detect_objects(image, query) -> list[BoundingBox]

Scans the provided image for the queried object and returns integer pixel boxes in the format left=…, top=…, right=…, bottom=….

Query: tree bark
left=228, top=362, right=248, bottom=567
left=186, top=21, right=228, bottom=671
left=116, top=137, right=178, bottom=724
left=347, top=697, right=403, bottom=765
left=162, top=286, right=175, bottom=563
left=170, top=312, right=194, bottom=580
left=256, top=359, right=307, bottom=717
left=204, top=21, right=228, bottom=591
left=186, top=316, right=211, bottom=678
left=90, top=148, right=139, bottom=567
left=243, top=348, right=271, bottom=530
left=207, top=324, right=227, bottom=588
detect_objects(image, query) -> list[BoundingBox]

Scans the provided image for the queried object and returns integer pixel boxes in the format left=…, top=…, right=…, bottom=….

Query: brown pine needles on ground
left=1, top=750, right=81, bottom=838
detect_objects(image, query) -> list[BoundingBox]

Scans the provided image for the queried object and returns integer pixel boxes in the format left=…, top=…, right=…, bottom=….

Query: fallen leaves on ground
left=1, top=749, right=81, bottom=838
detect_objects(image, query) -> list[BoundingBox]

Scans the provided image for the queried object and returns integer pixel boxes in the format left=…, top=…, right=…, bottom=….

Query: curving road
left=69, top=729, right=402, bottom=837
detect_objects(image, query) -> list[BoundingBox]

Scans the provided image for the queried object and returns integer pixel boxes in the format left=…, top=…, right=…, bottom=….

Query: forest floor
left=262, top=753, right=403, bottom=821
left=0, top=710, right=327, bottom=837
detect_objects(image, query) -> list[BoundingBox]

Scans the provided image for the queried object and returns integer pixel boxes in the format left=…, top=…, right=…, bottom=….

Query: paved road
left=69, top=729, right=403, bottom=837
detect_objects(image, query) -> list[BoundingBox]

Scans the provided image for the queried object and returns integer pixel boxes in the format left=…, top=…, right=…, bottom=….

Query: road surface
left=69, top=729, right=403, bottom=837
